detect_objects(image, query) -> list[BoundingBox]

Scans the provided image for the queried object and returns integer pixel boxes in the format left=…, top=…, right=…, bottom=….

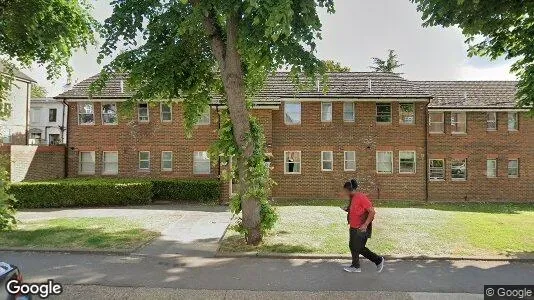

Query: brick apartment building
left=55, top=72, right=533, bottom=202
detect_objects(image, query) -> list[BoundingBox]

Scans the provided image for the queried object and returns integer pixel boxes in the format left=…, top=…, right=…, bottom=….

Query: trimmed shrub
left=151, top=179, right=220, bottom=203
left=9, top=179, right=153, bottom=209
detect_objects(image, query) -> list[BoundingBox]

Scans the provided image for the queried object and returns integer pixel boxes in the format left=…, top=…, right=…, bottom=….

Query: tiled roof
left=55, top=72, right=429, bottom=100
left=0, top=63, right=36, bottom=83
left=417, top=81, right=519, bottom=108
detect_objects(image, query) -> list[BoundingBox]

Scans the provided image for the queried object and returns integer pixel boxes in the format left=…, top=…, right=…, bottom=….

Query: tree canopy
left=31, top=85, right=47, bottom=98
left=322, top=60, right=350, bottom=72
left=411, top=0, right=534, bottom=112
left=370, top=49, right=403, bottom=73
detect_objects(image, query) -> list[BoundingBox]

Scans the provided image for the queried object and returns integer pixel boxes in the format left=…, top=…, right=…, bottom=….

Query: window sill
left=78, top=173, right=95, bottom=176
left=102, top=123, right=118, bottom=126
left=138, top=120, right=150, bottom=123
left=162, top=169, right=173, bottom=172
left=508, top=176, right=519, bottom=179
left=138, top=169, right=151, bottom=173
left=399, top=172, right=417, bottom=175
left=344, top=169, right=356, bottom=172
left=78, top=123, right=95, bottom=126
left=376, top=122, right=392, bottom=125
left=451, top=179, right=467, bottom=182
left=429, top=179, right=445, bottom=182
left=486, top=176, right=498, bottom=179
left=343, top=120, right=356, bottom=123
left=284, top=173, right=301, bottom=175
left=284, top=123, right=302, bottom=126
left=486, top=129, right=497, bottom=132
left=508, top=129, right=519, bottom=132
left=399, top=123, right=416, bottom=126
left=429, top=132, right=445, bottom=135
left=321, top=169, right=333, bottom=172
left=376, top=172, right=393, bottom=175
left=451, top=132, right=467, bottom=135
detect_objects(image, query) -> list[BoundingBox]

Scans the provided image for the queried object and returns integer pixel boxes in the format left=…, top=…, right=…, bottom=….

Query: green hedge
left=9, top=178, right=220, bottom=209
left=152, top=179, right=220, bottom=202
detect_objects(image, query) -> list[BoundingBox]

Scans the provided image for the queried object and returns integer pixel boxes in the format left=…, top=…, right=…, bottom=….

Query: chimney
left=368, top=79, right=372, bottom=93
left=316, top=79, right=320, bottom=93
left=120, top=80, right=124, bottom=93
left=62, top=78, right=72, bottom=92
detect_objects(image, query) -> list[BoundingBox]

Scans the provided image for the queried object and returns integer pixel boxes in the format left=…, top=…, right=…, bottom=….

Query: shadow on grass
left=272, top=199, right=534, bottom=214
left=219, top=235, right=317, bottom=254
left=0, top=224, right=159, bottom=250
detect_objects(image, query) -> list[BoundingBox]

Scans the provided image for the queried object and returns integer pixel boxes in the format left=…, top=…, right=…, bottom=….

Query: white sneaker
left=377, top=257, right=385, bottom=273
left=343, top=266, right=361, bottom=273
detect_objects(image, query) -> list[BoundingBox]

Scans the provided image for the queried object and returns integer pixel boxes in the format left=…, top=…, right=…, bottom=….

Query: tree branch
left=190, top=0, right=226, bottom=68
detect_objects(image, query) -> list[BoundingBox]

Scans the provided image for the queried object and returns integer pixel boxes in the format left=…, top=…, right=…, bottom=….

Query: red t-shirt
left=348, top=192, right=373, bottom=229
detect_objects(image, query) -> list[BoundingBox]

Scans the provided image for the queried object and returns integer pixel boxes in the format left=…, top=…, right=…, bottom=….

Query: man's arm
left=359, top=207, right=375, bottom=231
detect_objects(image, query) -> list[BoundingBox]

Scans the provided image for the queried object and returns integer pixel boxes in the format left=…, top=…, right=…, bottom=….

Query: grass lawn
left=219, top=201, right=534, bottom=258
left=0, top=217, right=159, bottom=251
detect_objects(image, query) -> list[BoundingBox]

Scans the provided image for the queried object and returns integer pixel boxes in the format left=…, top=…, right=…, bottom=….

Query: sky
left=24, top=0, right=517, bottom=97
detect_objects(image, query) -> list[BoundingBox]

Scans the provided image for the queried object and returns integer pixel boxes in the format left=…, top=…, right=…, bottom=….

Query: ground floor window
left=79, top=151, right=95, bottom=175
left=376, top=151, right=393, bottom=174
left=451, top=158, right=467, bottom=180
left=486, top=159, right=497, bottom=178
left=321, top=151, right=333, bottom=171
left=344, top=151, right=356, bottom=171
left=48, top=134, right=61, bottom=145
left=429, top=159, right=444, bottom=180
left=29, top=133, right=42, bottom=145
left=161, top=151, right=173, bottom=171
left=193, top=151, right=210, bottom=174
left=284, top=151, right=301, bottom=174
left=103, top=151, right=119, bottom=175
left=399, top=151, right=416, bottom=173
left=508, top=159, right=519, bottom=178
left=139, top=151, right=150, bottom=170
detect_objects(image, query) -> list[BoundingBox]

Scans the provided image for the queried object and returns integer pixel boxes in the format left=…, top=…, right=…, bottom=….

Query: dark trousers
left=349, top=228, right=382, bottom=268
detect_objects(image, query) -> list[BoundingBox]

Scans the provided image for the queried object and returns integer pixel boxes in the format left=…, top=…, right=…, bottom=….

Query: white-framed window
left=284, top=102, right=301, bottom=125
left=102, top=102, right=118, bottom=125
left=399, top=103, right=415, bottom=124
left=102, top=151, right=118, bottom=175
left=284, top=151, right=301, bottom=174
left=486, top=159, right=497, bottom=178
left=429, top=159, right=445, bottom=180
left=451, top=158, right=467, bottom=180
left=486, top=112, right=497, bottom=131
left=29, top=133, right=42, bottom=145
left=2, top=128, right=11, bottom=144
left=344, top=151, right=356, bottom=171
left=193, top=151, right=211, bottom=174
left=30, top=107, right=41, bottom=124
left=78, top=102, right=94, bottom=125
left=376, top=103, right=392, bottom=123
left=451, top=112, right=466, bottom=133
left=161, top=151, right=173, bottom=171
left=138, top=103, right=149, bottom=122
left=508, top=159, right=519, bottom=178
left=139, top=151, right=150, bottom=170
left=321, top=151, right=333, bottom=171
left=161, top=103, right=172, bottom=122
left=79, top=151, right=95, bottom=175
left=343, top=102, right=355, bottom=122
left=508, top=112, right=518, bottom=131
left=399, top=151, right=416, bottom=174
left=376, top=151, right=393, bottom=174
left=197, top=107, right=211, bottom=125
left=48, top=108, right=57, bottom=122
left=321, top=102, right=332, bottom=122
left=429, top=112, right=444, bottom=133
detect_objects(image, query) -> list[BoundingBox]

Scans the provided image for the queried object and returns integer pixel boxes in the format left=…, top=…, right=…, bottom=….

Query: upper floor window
left=2, top=128, right=11, bottom=144
left=376, top=103, right=392, bottom=123
left=193, top=151, right=211, bottom=174
left=399, top=151, right=416, bottom=174
left=78, top=102, right=94, bottom=125
left=102, top=103, right=118, bottom=125
left=79, top=151, right=95, bottom=175
left=49, top=108, right=57, bottom=122
left=161, top=103, right=172, bottom=122
left=138, top=103, right=149, bottom=122
left=508, top=112, right=518, bottom=131
left=343, top=102, right=355, bottom=122
left=161, top=151, right=173, bottom=171
left=321, top=102, right=332, bottom=122
left=285, top=102, right=301, bottom=125
left=399, top=103, right=415, bottom=124
left=508, top=159, right=519, bottom=178
left=486, top=112, right=497, bottom=131
left=139, top=151, right=150, bottom=170
left=451, top=112, right=466, bottom=134
left=429, top=159, right=444, bottom=180
left=30, top=108, right=41, bottom=124
left=486, top=159, right=497, bottom=178
left=284, top=151, right=301, bottom=174
left=103, top=151, right=119, bottom=175
left=321, top=151, right=333, bottom=171
left=451, top=158, right=467, bottom=180
left=197, top=107, right=211, bottom=125
left=344, top=151, right=356, bottom=171
left=429, top=112, right=444, bottom=133
left=376, top=151, right=393, bottom=174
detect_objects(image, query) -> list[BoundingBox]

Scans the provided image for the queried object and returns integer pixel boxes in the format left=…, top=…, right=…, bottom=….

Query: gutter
left=425, top=100, right=430, bottom=202
left=61, top=99, right=69, bottom=178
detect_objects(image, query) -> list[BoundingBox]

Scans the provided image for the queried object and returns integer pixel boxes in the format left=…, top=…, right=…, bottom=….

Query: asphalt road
left=1, top=251, right=532, bottom=295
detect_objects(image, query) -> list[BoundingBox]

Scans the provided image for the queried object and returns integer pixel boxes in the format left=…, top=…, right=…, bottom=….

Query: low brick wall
left=9, top=145, right=65, bottom=182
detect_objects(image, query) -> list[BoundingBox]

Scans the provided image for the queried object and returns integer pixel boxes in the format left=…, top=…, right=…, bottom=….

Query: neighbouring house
left=54, top=72, right=534, bottom=202
left=29, top=98, right=68, bottom=145
left=0, top=64, right=35, bottom=145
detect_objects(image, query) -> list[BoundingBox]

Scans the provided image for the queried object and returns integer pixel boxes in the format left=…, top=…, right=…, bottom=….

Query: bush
left=151, top=179, right=220, bottom=203
left=9, top=179, right=153, bottom=209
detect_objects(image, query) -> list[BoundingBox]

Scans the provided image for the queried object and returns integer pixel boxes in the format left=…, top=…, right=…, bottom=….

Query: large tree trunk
left=196, top=4, right=262, bottom=245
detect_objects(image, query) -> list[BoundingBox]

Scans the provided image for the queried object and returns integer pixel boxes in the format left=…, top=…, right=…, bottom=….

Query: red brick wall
left=7, top=145, right=65, bottom=182
left=427, top=111, right=534, bottom=202
left=270, top=101, right=428, bottom=201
